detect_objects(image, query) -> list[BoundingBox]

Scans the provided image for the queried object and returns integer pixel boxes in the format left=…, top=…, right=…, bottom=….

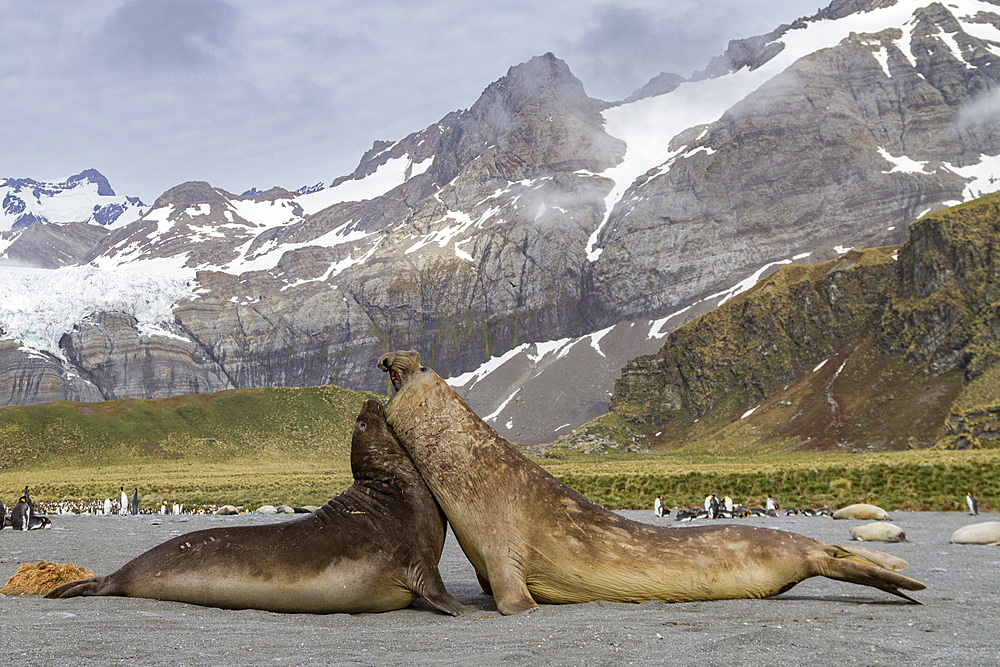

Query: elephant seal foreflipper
left=47, top=400, right=466, bottom=615
left=378, top=350, right=925, bottom=614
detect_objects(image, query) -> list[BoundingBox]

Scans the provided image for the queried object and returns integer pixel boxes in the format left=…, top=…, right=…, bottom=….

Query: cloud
left=0, top=0, right=824, bottom=202
left=957, top=87, right=1000, bottom=130
left=560, top=1, right=824, bottom=100
left=91, top=0, right=240, bottom=77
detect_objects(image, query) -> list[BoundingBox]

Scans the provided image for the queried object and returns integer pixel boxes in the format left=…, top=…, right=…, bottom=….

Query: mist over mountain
left=1, top=0, right=998, bottom=443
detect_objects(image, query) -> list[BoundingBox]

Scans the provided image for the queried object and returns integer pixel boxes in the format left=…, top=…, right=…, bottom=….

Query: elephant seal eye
left=357, top=422, right=367, bottom=431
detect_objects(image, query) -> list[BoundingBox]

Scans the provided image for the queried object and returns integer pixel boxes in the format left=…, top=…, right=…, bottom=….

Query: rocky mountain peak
left=0, top=170, right=145, bottom=232
left=431, top=52, right=625, bottom=182
left=622, top=72, right=686, bottom=103
left=691, top=30, right=787, bottom=80
left=811, top=0, right=903, bottom=22
left=65, top=169, right=115, bottom=197
left=150, top=181, right=228, bottom=210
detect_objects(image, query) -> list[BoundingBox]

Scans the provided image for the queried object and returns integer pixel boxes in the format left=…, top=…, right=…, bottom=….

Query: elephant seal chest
left=48, top=400, right=465, bottom=616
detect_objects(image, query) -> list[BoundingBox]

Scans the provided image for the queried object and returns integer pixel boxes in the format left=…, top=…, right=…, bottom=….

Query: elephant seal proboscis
left=378, top=350, right=925, bottom=614
left=951, top=521, right=1000, bottom=545
left=48, top=399, right=466, bottom=615
left=833, top=504, right=890, bottom=521
left=850, top=522, right=906, bottom=543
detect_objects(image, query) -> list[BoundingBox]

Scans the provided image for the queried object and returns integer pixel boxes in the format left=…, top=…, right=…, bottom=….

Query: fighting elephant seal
left=951, top=521, right=1000, bottom=545
left=378, top=350, right=925, bottom=614
left=850, top=522, right=906, bottom=543
left=833, top=504, right=890, bottom=521
left=48, top=400, right=466, bottom=615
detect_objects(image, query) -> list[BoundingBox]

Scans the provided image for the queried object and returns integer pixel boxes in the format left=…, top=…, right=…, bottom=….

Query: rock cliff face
left=1, top=2, right=999, bottom=444
left=585, top=2, right=1000, bottom=327
left=610, top=191, right=1000, bottom=451
left=60, top=312, right=232, bottom=401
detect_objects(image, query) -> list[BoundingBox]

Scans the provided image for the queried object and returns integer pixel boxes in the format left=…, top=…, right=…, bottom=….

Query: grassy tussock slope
left=0, top=384, right=382, bottom=469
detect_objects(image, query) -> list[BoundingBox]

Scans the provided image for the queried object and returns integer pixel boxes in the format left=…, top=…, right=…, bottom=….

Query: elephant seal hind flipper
left=49, top=399, right=466, bottom=615
left=45, top=576, right=108, bottom=599
left=378, top=349, right=925, bottom=613
left=817, top=545, right=925, bottom=604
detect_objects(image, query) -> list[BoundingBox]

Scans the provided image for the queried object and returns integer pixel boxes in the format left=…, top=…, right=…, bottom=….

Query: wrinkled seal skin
left=378, top=350, right=925, bottom=614
left=48, top=400, right=466, bottom=616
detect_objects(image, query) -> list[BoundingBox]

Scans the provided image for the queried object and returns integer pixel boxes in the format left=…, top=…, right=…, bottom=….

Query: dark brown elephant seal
left=378, top=350, right=925, bottom=614
left=47, top=399, right=466, bottom=615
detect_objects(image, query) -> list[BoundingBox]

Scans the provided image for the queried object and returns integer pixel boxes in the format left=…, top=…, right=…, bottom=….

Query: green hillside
left=0, top=384, right=383, bottom=468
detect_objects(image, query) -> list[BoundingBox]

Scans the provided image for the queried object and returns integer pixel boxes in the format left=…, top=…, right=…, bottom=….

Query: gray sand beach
left=1, top=510, right=997, bottom=665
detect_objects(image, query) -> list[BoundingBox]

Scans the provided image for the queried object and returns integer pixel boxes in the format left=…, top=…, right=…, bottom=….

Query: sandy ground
left=1, top=510, right=997, bottom=666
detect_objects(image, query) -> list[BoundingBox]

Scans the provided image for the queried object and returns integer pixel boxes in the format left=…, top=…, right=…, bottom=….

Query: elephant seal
left=48, top=400, right=466, bottom=615
left=833, top=504, right=890, bottom=521
left=378, top=350, right=925, bottom=614
left=850, top=522, right=906, bottom=542
left=951, top=521, right=1000, bottom=545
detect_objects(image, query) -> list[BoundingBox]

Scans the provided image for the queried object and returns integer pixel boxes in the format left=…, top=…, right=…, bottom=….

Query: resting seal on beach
left=47, top=399, right=466, bottom=615
left=378, top=349, right=925, bottom=614
left=833, top=504, right=890, bottom=521
left=850, top=522, right=906, bottom=543
left=951, top=521, right=1000, bottom=545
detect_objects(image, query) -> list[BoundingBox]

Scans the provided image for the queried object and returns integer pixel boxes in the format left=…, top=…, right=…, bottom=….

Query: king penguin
left=967, top=492, right=979, bottom=516
left=10, top=496, right=30, bottom=531
left=654, top=495, right=666, bottom=518
left=0, top=499, right=5, bottom=529
left=130, top=488, right=140, bottom=515
left=707, top=495, right=720, bottom=519
left=120, top=486, right=128, bottom=516
left=22, top=485, right=34, bottom=523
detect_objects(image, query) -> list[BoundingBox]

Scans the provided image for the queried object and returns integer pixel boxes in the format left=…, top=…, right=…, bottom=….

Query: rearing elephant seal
left=48, top=400, right=466, bottom=616
left=378, top=350, right=925, bottom=614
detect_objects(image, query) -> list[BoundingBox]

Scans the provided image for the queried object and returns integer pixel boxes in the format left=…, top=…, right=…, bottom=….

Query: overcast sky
left=1, top=0, right=824, bottom=202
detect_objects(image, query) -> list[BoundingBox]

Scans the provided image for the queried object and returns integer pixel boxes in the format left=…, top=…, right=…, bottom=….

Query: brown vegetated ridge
left=607, top=192, right=1000, bottom=453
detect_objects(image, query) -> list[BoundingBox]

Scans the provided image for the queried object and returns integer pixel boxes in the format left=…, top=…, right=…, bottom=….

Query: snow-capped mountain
left=0, top=169, right=146, bottom=231
left=1, top=0, right=998, bottom=443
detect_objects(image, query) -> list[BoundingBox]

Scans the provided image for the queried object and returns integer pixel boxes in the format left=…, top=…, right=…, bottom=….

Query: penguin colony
left=661, top=493, right=834, bottom=522
left=656, top=492, right=992, bottom=521
left=3, top=487, right=989, bottom=527
left=0, top=485, right=314, bottom=524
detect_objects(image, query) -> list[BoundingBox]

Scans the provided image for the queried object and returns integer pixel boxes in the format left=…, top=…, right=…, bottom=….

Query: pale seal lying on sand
left=378, top=350, right=925, bottom=614
left=48, top=400, right=466, bottom=615
left=833, top=504, right=890, bottom=521
left=951, top=521, right=1000, bottom=545
left=850, top=522, right=906, bottom=542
